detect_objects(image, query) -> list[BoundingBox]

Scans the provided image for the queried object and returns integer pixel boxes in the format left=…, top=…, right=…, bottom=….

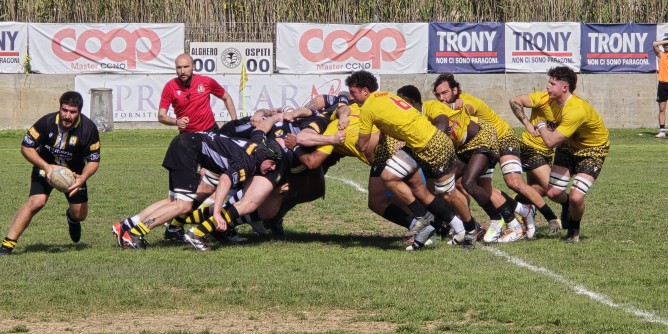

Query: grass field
left=0, top=128, right=667, bottom=334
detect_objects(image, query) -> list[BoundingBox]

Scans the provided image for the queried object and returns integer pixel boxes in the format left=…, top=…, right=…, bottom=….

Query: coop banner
left=428, top=22, right=505, bottom=73
left=29, top=23, right=184, bottom=74
left=190, top=42, right=273, bottom=75
left=504, top=22, right=580, bottom=73
left=0, top=22, right=28, bottom=73
left=276, top=23, right=428, bottom=74
left=581, top=24, right=655, bottom=73
left=75, top=74, right=365, bottom=122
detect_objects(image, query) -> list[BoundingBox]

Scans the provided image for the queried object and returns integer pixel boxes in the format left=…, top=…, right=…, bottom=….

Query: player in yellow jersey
left=285, top=103, right=431, bottom=240
left=509, top=90, right=561, bottom=233
left=346, top=70, right=477, bottom=250
left=397, top=85, right=533, bottom=244
left=433, top=74, right=559, bottom=242
left=532, top=66, right=610, bottom=243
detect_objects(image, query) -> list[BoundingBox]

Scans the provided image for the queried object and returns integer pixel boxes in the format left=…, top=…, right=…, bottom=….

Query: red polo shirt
left=159, top=74, right=227, bottom=133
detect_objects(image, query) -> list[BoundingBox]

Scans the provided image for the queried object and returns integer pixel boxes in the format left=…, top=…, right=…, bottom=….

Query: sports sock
left=129, top=222, right=150, bottom=236
left=184, top=207, right=213, bottom=224
left=66, top=209, right=79, bottom=225
left=194, top=205, right=240, bottom=237
left=569, top=218, right=581, bottom=231
left=382, top=204, right=413, bottom=229
left=514, top=193, right=529, bottom=205
left=407, top=200, right=429, bottom=218
left=426, top=196, right=457, bottom=223
left=538, top=204, right=558, bottom=221
left=1, top=237, right=17, bottom=249
left=235, top=211, right=261, bottom=225
left=480, top=200, right=502, bottom=221
left=121, top=215, right=141, bottom=232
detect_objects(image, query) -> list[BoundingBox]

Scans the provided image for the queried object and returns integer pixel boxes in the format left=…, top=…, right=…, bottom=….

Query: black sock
left=561, top=195, right=570, bottom=229
left=407, top=200, right=429, bottom=218
left=480, top=200, right=502, bottom=221
left=538, top=204, right=558, bottom=221
left=569, top=219, right=581, bottom=231
left=497, top=199, right=517, bottom=224
left=382, top=204, right=413, bottom=229
left=236, top=211, right=261, bottom=225
left=426, top=197, right=455, bottom=223
left=514, top=193, right=529, bottom=205
left=463, top=219, right=476, bottom=233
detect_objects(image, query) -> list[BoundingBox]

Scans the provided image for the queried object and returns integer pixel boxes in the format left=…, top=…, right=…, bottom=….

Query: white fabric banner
left=190, top=42, right=273, bottom=74
left=504, top=22, right=581, bottom=72
left=0, top=22, right=28, bottom=73
left=29, top=23, right=184, bottom=74
left=276, top=23, right=428, bottom=74
left=75, top=74, right=369, bottom=122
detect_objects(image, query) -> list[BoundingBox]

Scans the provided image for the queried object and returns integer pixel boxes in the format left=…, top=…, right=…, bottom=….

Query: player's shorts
left=404, top=130, right=458, bottom=179
left=498, top=128, right=521, bottom=158
left=370, top=134, right=402, bottom=177
left=162, top=133, right=203, bottom=201
left=657, top=82, right=668, bottom=103
left=553, top=142, right=609, bottom=179
left=30, top=167, right=88, bottom=204
left=520, top=141, right=554, bottom=171
left=294, top=115, right=330, bottom=135
left=456, top=120, right=500, bottom=168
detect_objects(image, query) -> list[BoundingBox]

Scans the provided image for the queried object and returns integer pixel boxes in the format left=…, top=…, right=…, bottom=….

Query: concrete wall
left=0, top=73, right=658, bottom=130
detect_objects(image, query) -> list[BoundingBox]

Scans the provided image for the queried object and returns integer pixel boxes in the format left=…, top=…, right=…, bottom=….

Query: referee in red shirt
left=158, top=53, right=237, bottom=133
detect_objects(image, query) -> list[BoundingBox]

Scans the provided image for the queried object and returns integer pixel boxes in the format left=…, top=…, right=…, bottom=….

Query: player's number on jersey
left=390, top=97, right=412, bottom=111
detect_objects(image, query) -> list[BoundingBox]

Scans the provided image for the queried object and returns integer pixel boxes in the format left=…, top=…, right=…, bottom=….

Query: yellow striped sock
left=130, top=222, right=150, bottom=236
left=2, top=239, right=17, bottom=249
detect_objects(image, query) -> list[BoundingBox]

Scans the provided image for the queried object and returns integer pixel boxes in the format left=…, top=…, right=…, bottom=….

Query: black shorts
left=30, top=167, right=88, bottom=204
left=162, top=133, right=202, bottom=197
left=294, top=116, right=330, bottom=135
left=657, top=82, right=668, bottom=103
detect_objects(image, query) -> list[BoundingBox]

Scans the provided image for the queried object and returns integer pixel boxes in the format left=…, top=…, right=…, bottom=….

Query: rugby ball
left=49, top=167, right=75, bottom=193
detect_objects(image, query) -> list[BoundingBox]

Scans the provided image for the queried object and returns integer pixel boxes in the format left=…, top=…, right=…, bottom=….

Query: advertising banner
left=581, top=24, right=654, bottom=73
left=190, top=42, right=273, bottom=74
left=505, top=22, right=581, bottom=72
left=428, top=22, right=505, bottom=73
left=0, top=22, right=28, bottom=73
left=276, top=23, right=428, bottom=74
left=75, top=74, right=362, bottom=122
left=29, top=23, right=184, bottom=74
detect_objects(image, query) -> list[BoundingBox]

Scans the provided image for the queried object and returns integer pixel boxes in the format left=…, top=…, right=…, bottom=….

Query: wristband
left=534, top=122, right=546, bottom=130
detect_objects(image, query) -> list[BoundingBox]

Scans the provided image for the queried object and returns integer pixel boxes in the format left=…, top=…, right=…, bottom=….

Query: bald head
left=175, top=53, right=194, bottom=85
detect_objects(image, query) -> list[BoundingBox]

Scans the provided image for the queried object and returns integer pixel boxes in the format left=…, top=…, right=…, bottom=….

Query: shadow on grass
left=199, top=231, right=405, bottom=251
left=21, top=242, right=90, bottom=254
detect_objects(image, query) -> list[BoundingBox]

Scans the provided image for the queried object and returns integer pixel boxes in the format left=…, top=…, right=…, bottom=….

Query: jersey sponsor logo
left=239, top=169, right=246, bottom=183
left=68, top=136, right=78, bottom=146
left=23, top=134, right=34, bottom=146
left=88, top=152, right=100, bottom=161
left=51, top=28, right=161, bottom=69
left=298, top=28, right=406, bottom=69
left=232, top=171, right=239, bottom=185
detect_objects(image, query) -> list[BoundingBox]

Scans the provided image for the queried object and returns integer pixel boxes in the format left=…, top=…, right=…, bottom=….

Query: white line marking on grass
left=484, top=247, right=668, bottom=326
left=328, top=174, right=668, bottom=326
left=325, top=175, right=368, bottom=194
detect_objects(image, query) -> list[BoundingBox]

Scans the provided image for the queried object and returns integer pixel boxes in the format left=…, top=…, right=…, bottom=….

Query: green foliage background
left=1, top=0, right=667, bottom=43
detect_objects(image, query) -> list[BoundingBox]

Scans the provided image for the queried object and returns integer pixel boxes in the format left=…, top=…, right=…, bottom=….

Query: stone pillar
left=89, top=88, right=114, bottom=132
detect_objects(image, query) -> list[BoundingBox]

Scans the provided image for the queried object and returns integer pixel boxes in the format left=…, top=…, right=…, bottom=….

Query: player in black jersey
left=112, top=114, right=284, bottom=249
left=1, top=92, right=101, bottom=255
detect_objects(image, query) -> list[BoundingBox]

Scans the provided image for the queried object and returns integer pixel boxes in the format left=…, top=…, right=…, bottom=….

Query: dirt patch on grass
left=0, top=309, right=397, bottom=333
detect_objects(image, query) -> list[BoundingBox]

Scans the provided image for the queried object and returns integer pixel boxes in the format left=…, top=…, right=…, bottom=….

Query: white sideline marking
left=325, top=175, right=368, bottom=194
left=329, top=175, right=668, bottom=326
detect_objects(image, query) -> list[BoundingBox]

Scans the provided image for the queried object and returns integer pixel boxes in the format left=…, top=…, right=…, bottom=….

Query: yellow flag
left=239, top=57, right=248, bottom=92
